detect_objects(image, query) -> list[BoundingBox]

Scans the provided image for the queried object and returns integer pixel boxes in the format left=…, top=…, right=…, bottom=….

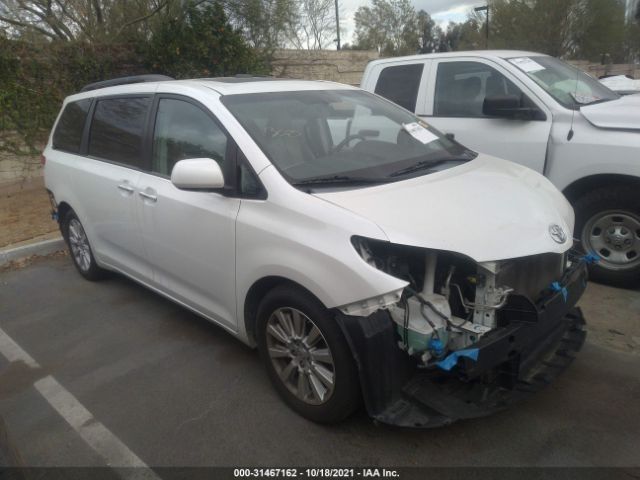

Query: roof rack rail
left=80, top=74, right=174, bottom=93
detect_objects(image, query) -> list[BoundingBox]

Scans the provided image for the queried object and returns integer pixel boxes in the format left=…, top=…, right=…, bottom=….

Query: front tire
left=62, top=210, right=105, bottom=281
left=574, top=186, right=640, bottom=287
left=256, top=285, right=360, bottom=423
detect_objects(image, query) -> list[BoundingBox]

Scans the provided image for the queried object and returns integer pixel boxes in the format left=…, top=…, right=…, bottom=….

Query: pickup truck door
left=420, top=57, right=552, bottom=174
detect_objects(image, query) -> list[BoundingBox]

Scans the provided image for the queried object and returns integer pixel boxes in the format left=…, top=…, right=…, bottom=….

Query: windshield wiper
left=293, top=175, right=387, bottom=187
left=389, top=158, right=468, bottom=178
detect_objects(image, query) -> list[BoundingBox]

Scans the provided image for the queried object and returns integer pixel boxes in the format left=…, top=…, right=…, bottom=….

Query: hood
left=599, top=75, right=640, bottom=95
left=313, top=155, right=574, bottom=262
left=581, top=94, right=640, bottom=130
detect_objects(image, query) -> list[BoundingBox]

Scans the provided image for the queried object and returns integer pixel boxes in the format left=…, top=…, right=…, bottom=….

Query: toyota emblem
left=549, top=224, right=567, bottom=244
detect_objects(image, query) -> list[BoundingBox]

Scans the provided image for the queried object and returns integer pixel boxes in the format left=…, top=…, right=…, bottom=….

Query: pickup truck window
left=507, top=56, right=619, bottom=109
left=434, top=61, right=526, bottom=117
left=374, top=63, right=424, bottom=112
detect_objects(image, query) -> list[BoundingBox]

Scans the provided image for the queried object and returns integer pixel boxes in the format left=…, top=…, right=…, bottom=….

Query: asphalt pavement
left=0, top=255, right=639, bottom=468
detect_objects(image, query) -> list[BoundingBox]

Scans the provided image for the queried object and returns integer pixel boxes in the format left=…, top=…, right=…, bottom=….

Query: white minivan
left=362, top=51, right=640, bottom=286
left=45, top=75, right=588, bottom=427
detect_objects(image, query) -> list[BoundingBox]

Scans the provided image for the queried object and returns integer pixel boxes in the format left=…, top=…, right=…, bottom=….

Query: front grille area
left=497, top=253, right=565, bottom=301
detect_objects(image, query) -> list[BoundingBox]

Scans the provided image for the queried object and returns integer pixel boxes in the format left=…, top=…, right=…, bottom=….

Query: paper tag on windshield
left=572, top=93, right=599, bottom=104
left=402, top=122, right=438, bottom=144
left=508, top=57, right=545, bottom=73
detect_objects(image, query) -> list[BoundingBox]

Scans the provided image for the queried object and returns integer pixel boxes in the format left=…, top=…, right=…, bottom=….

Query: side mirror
left=482, top=94, right=545, bottom=120
left=171, top=158, right=225, bottom=191
left=482, top=94, right=521, bottom=117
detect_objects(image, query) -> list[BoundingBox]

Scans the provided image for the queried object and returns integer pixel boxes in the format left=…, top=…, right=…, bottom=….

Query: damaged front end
left=336, top=237, right=588, bottom=428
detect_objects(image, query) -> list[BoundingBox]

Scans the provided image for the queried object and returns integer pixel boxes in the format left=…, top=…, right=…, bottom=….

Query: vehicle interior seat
left=265, top=111, right=316, bottom=169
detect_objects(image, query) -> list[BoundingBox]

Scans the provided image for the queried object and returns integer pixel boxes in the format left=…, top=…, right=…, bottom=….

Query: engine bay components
left=351, top=236, right=565, bottom=367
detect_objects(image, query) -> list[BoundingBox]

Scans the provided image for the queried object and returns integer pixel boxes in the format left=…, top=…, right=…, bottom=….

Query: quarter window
left=434, top=61, right=527, bottom=117
left=152, top=98, right=228, bottom=176
left=52, top=99, right=92, bottom=153
left=88, top=97, right=150, bottom=167
left=374, top=64, right=424, bottom=112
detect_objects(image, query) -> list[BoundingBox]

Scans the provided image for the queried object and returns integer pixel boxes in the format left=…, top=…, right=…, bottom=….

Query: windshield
left=508, top=56, right=619, bottom=109
left=222, top=89, right=476, bottom=187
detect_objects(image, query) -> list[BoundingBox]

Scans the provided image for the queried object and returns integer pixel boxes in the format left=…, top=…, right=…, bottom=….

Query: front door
left=137, top=96, right=240, bottom=330
left=423, top=58, right=552, bottom=174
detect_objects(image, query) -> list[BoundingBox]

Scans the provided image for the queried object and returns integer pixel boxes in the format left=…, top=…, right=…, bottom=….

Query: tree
left=416, top=10, right=441, bottom=53
left=288, top=0, right=337, bottom=50
left=573, top=0, right=626, bottom=61
left=487, top=0, right=582, bottom=56
left=0, top=0, right=175, bottom=42
left=462, top=0, right=628, bottom=60
left=353, top=0, right=419, bottom=55
left=226, top=0, right=298, bottom=53
left=145, top=2, right=265, bottom=78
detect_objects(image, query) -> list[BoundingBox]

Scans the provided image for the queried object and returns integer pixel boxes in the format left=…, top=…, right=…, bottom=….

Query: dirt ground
left=0, top=183, right=59, bottom=248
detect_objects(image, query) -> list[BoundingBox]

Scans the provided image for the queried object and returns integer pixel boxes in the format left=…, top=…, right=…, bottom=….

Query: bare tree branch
left=114, top=0, right=170, bottom=36
left=0, top=13, right=58, bottom=38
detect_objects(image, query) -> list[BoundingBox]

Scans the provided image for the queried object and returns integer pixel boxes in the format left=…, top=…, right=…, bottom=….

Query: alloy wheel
left=265, top=307, right=335, bottom=405
left=68, top=218, right=92, bottom=273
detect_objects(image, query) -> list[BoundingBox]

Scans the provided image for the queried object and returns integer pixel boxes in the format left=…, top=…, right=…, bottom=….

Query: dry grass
left=0, top=185, right=59, bottom=248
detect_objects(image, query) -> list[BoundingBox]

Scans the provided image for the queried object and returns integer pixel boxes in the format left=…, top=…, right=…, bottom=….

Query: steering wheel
left=331, top=133, right=368, bottom=153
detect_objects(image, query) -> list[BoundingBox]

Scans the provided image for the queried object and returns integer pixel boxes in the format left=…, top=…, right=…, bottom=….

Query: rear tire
left=256, top=285, right=360, bottom=423
left=574, top=186, right=640, bottom=287
left=62, top=210, right=105, bottom=281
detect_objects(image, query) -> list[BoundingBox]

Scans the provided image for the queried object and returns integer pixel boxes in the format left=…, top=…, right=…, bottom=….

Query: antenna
left=567, top=62, right=580, bottom=141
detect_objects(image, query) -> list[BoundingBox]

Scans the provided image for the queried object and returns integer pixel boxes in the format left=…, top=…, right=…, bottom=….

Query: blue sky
left=339, top=0, right=479, bottom=45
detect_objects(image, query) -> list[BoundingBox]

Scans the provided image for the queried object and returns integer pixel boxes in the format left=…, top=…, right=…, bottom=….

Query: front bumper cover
left=335, top=261, right=588, bottom=428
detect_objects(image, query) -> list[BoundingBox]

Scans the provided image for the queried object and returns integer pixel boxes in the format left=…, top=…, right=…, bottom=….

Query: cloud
left=338, top=0, right=478, bottom=46
left=430, top=3, right=478, bottom=27
left=411, top=0, right=478, bottom=15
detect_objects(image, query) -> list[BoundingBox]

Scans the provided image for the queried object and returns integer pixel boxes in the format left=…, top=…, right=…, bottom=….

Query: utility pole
left=335, top=0, right=341, bottom=50
left=474, top=5, right=489, bottom=48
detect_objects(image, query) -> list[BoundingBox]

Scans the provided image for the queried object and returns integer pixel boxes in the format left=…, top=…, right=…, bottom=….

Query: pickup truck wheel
left=575, top=186, right=640, bottom=286
left=256, top=285, right=360, bottom=423
left=62, top=210, right=105, bottom=281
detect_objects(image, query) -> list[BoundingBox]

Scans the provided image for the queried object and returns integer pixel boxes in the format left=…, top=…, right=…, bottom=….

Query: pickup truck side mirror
left=483, top=94, right=545, bottom=121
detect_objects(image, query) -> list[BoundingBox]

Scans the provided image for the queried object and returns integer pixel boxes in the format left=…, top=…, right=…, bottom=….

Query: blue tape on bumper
left=551, top=281, right=568, bottom=302
left=582, top=252, right=601, bottom=264
left=437, top=348, right=480, bottom=371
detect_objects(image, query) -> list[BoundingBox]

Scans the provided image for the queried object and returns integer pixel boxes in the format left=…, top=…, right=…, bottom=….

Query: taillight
left=40, top=153, right=46, bottom=166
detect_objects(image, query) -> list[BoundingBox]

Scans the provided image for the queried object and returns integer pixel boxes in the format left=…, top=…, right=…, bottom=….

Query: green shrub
left=143, top=2, right=267, bottom=78
left=0, top=3, right=266, bottom=154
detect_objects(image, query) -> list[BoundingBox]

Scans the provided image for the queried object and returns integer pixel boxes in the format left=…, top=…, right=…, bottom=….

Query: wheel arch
left=56, top=201, right=73, bottom=238
left=563, top=174, right=640, bottom=204
left=243, top=276, right=327, bottom=347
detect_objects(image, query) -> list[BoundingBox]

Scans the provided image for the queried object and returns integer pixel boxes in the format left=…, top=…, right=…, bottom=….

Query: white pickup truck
left=361, top=50, right=640, bottom=286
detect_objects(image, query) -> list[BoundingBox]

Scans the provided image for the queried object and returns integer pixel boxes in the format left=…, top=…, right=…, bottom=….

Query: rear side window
left=89, top=97, right=151, bottom=168
left=52, top=99, right=92, bottom=153
left=374, top=63, right=424, bottom=112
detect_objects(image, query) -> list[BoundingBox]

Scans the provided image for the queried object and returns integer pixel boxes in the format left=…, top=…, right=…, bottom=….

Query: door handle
left=117, top=184, right=135, bottom=193
left=139, top=191, right=157, bottom=202
left=445, top=133, right=455, bottom=141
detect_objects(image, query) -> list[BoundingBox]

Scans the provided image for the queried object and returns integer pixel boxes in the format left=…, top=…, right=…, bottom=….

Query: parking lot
left=1, top=254, right=639, bottom=469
